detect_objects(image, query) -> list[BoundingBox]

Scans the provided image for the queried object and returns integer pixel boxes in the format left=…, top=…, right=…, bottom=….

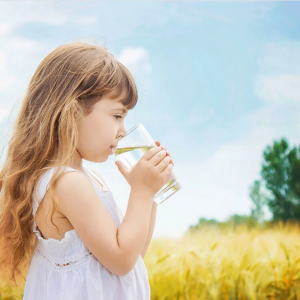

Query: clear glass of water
left=112, top=123, right=182, bottom=205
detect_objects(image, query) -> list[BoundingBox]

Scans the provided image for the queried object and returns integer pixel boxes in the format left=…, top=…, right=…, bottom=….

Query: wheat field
left=144, top=221, right=300, bottom=300
left=1, top=221, right=300, bottom=300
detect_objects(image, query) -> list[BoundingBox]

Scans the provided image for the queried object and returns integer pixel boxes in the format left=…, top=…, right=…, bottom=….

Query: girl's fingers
left=155, top=141, right=173, bottom=164
left=161, top=147, right=173, bottom=165
left=162, top=147, right=171, bottom=157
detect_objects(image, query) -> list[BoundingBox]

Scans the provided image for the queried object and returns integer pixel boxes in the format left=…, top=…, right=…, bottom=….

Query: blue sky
left=0, top=1, right=300, bottom=238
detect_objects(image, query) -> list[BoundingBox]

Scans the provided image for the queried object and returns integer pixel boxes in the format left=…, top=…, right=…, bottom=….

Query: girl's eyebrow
left=114, top=107, right=128, bottom=113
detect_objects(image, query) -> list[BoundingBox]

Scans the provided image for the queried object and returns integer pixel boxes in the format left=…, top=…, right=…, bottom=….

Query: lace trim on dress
left=35, top=245, right=93, bottom=272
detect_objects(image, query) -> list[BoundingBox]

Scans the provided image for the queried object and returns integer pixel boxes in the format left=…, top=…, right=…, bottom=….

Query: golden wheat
left=144, top=221, right=300, bottom=300
left=2, top=221, right=300, bottom=300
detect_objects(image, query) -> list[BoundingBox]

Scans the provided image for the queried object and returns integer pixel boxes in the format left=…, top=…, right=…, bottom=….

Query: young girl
left=0, top=41, right=174, bottom=299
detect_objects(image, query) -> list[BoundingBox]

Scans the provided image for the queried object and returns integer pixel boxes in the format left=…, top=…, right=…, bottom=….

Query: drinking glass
left=112, top=123, right=182, bottom=205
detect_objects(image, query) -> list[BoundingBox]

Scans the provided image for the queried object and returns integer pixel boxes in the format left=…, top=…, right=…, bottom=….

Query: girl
left=0, top=41, right=174, bottom=299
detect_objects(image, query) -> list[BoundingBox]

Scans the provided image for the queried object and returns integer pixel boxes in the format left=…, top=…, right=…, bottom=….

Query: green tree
left=289, top=145, right=300, bottom=200
left=249, top=180, right=266, bottom=224
left=261, top=138, right=300, bottom=222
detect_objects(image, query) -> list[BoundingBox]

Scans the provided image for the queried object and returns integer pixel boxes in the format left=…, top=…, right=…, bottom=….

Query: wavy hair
left=0, top=41, right=138, bottom=286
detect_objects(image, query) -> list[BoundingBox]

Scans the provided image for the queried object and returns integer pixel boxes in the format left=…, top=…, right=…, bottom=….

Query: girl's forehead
left=102, top=88, right=128, bottom=103
left=97, top=98, right=128, bottom=112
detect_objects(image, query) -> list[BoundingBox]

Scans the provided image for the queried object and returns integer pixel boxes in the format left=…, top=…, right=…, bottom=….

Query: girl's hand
left=115, top=140, right=174, bottom=196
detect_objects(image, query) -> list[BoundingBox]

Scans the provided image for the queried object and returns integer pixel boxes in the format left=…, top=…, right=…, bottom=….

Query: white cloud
left=255, top=74, right=300, bottom=103
left=117, top=46, right=151, bottom=75
left=0, top=2, right=68, bottom=35
left=0, top=105, right=10, bottom=123
left=0, top=51, right=17, bottom=91
left=0, top=37, right=47, bottom=93
left=73, top=15, right=98, bottom=26
left=254, top=41, right=300, bottom=103
left=0, top=3, right=64, bottom=95
left=0, top=23, right=11, bottom=35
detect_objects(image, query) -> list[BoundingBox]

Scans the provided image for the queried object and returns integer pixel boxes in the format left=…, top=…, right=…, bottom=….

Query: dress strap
left=84, top=167, right=109, bottom=192
left=32, top=166, right=92, bottom=217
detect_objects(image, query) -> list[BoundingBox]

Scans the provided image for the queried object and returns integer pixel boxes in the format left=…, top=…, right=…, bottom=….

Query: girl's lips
left=110, top=145, right=117, bottom=155
left=110, top=147, right=116, bottom=155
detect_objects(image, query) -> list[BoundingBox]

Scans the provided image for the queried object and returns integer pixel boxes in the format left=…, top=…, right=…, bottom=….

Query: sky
left=0, top=1, right=300, bottom=238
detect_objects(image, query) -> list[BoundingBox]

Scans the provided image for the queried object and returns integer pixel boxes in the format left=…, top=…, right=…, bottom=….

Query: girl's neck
left=67, top=149, right=84, bottom=171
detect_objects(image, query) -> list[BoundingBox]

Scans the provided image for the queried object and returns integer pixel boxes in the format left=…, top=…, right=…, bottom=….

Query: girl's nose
left=119, top=128, right=127, bottom=139
left=116, top=131, right=126, bottom=141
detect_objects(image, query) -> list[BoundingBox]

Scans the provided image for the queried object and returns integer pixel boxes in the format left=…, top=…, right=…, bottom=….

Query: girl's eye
left=114, top=115, right=123, bottom=120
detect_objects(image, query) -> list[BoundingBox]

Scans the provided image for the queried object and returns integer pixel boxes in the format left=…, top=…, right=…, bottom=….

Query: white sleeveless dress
left=22, top=166, right=151, bottom=300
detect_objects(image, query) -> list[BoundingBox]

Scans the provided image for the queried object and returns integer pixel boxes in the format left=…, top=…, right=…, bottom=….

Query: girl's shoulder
left=34, top=166, right=85, bottom=199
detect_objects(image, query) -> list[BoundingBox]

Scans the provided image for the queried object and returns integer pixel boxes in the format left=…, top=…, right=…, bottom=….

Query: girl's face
left=76, top=94, right=128, bottom=163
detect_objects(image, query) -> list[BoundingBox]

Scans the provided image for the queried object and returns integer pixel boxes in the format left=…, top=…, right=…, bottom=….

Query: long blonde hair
left=0, top=41, right=138, bottom=286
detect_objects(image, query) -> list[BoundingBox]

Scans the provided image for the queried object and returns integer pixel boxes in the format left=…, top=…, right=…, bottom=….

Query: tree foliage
left=260, top=138, right=300, bottom=222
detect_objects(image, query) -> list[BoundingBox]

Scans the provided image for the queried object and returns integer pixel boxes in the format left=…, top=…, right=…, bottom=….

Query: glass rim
left=114, top=123, right=142, bottom=143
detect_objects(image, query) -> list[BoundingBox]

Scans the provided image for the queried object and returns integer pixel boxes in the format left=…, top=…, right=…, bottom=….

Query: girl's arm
left=140, top=201, right=157, bottom=259
left=117, top=200, right=157, bottom=259
left=55, top=172, right=154, bottom=276
left=92, top=169, right=156, bottom=259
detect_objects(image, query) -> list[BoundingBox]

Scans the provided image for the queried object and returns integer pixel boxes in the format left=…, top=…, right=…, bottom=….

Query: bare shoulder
left=53, top=171, right=95, bottom=215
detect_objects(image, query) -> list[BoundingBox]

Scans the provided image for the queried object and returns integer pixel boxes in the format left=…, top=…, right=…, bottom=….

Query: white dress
left=22, top=166, right=151, bottom=300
